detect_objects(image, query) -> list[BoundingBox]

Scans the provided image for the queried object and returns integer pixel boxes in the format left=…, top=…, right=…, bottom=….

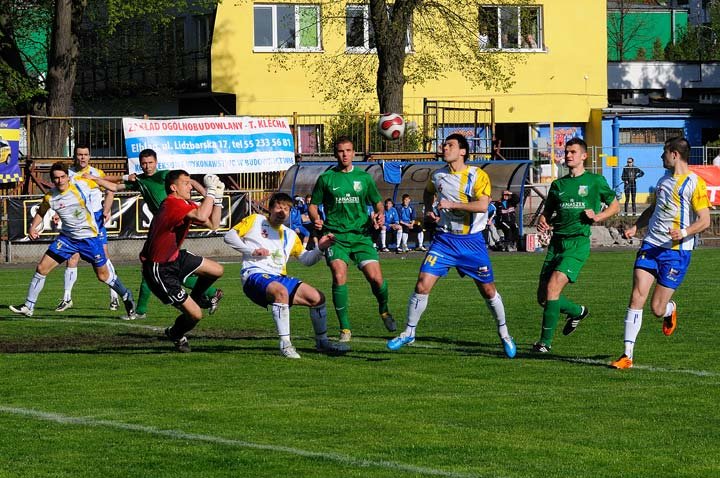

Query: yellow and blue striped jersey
left=69, top=165, right=106, bottom=213
left=644, top=172, right=710, bottom=250
left=42, top=181, right=99, bottom=239
left=232, top=213, right=305, bottom=281
left=426, top=165, right=491, bottom=235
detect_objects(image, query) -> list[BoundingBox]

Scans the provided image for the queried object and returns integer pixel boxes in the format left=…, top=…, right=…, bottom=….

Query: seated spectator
left=484, top=201, right=502, bottom=251
left=397, top=194, right=426, bottom=253
left=291, top=197, right=310, bottom=247
left=379, top=198, right=402, bottom=252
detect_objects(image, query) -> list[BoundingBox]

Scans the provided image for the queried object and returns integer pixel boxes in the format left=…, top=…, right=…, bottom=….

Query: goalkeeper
left=138, top=170, right=224, bottom=352
left=85, top=149, right=224, bottom=317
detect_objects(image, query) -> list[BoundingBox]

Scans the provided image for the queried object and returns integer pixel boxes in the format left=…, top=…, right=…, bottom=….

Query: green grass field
left=1, top=249, right=719, bottom=478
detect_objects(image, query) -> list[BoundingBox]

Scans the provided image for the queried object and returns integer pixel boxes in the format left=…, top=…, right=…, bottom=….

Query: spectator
left=491, top=135, right=506, bottom=160
left=484, top=201, right=502, bottom=251
left=379, top=198, right=402, bottom=252
left=397, top=193, right=426, bottom=252
left=496, top=190, right=519, bottom=251
left=621, top=157, right=645, bottom=216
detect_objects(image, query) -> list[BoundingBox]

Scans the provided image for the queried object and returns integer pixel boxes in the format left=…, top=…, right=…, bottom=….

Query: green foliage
left=652, top=37, right=664, bottom=60
left=635, top=46, right=647, bottom=60
left=1, top=249, right=720, bottom=476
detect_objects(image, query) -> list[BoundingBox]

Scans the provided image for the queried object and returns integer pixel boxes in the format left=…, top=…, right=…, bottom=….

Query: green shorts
left=324, top=231, right=379, bottom=267
left=539, top=235, right=590, bottom=284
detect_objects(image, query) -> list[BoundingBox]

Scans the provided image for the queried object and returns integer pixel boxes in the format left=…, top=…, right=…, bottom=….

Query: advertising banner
left=689, top=165, right=720, bottom=206
left=0, top=117, right=22, bottom=183
left=7, top=192, right=251, bottom=241
left=122, top=117, right=295, bottom=175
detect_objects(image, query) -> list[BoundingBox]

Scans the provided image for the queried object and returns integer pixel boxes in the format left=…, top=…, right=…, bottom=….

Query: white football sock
left=485, top=292, right=509, bottom=338
left=401, top=233, right=409, bottom=249
left=26, top=272, right=47, bottom=309
left=405, top=293, right=429, bottom=337
left=106, top=259, right=119, bottom=301
left=395, top=232, right=402, bottom=250
left=664, top=301, right=675, bottom=317
left=417, top=231, right=424, bottom=247
left=380, top=229, right=387, bottom=248
left=272, top=302, right=291, bottom=342
left=623, top=308, right=643, bottom=358
left=63, top=267, right=77, bottom=301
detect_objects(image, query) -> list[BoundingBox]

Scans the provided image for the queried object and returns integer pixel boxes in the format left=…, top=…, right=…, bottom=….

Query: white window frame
left=253, top=4, right=322, bottom=52
left=479, top=5, right=544, bottom=52
left=345, top=4, right=412, bottom=54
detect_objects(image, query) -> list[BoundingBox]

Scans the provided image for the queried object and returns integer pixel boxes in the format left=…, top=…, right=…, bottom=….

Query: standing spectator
left=379, top=198, right=401, bottom=252
left=533, top=138, right=619, bottom=353
left=397, top=194, right=426, bottom=252
left=491, top=135, right=506, bottom=160
left=386, top=133, right=516, bottom=358
left=308, top=136, right=395, bottom=342
left=621, top=157, right=644, bottom=216
left=611, top=137, right=710, bottom=369
left=496, top=190, right=519, bottom=251
left=10, top=162, right=136, bottom=319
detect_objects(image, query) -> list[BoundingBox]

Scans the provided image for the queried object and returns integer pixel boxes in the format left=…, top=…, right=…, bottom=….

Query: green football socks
left=332, top=284, right=350, bottom=330
left=372, top=280, right=390, bottom=315
left=540, top=299, right=561, bottom=345
left=558, top=295, right=582, bottom=318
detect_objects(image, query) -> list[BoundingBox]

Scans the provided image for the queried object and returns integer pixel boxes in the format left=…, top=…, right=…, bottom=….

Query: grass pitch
left=1, top=248, right=719, bottom=478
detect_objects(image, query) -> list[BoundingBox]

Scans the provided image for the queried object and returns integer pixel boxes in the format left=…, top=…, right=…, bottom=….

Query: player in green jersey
left=533, top=137, right=619, bottom=353
left=308, top=136, right=395, bottom=342
left=87, top=149, right=223, bottom=318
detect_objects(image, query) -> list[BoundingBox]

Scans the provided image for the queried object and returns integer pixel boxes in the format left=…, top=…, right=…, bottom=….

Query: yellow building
left=212, top=1, right=607, bottom=153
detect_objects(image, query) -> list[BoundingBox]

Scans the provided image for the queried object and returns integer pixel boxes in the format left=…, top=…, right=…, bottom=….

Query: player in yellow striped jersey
left=611, top=137, right=711, bottom=369
left=224, top=192, right=349, bottom=359
left=387, top=134, right=516, bottom=357
left=54, top=145, right=120, bottom=313
left=10, top=162, right=136, bottom=318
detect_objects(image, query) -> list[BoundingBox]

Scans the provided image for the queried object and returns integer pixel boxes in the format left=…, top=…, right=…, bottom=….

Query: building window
left=479, top=5, right=543, bottom=50
left=619, top=128, right=684, bottom=145
left=345, top=4, right=412, bottom=53
left=253, top=4, right=321, bottom=52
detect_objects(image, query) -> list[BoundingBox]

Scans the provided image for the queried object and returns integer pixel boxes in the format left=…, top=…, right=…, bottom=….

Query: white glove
left=213, top=181, right=225, bottom=208
left=203, top=174, right=220, bottom=199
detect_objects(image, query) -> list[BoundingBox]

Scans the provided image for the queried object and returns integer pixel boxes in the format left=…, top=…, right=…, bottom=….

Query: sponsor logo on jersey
left=578, top=185, right=588, bottom=197
left=353, top=181, right=362, bottom=193
left=336, top=194, right=360, bottom=204
left=560, top=201, right=586, bottom=209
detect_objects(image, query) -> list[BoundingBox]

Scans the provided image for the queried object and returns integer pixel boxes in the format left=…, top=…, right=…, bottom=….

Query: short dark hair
left=445, top=133, right=470, bottom=161
left=73, top=144, right=90, bottom=156
left=401, top=193, right=411, bottom=201
left=565, top=137, right=587, bottom=152
left=333, top=136, right=354, bottom=154
left=50, top=161, right=69, bottom=176
left=664, top=136, right=690, bottom=161
left=165, top=169, right=190, bottom=194
left=269, top=192, right=293, bottom=208
left=139, top=149, right=157, bottom=161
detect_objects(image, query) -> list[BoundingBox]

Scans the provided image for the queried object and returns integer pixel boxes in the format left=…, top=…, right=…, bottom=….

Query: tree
left=0, top=0, right=217, bottom=155
left=607, top=0, right=652, bottom=61
left=652, top=37, right=664, bottom=60
left=271, top=0, right=527, bottom=115
left=635, top=46, right=647, bottom=61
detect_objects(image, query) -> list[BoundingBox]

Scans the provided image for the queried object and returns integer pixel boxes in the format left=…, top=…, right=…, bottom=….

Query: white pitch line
left=7, top=318, right=720, bottom=377
left=0, top=406, right=488, bottom=478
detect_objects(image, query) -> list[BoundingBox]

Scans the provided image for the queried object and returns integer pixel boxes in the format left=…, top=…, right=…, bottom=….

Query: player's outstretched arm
left=297, top=233, right=334, bottom=266
left=83, top=174, right=126, bottom=192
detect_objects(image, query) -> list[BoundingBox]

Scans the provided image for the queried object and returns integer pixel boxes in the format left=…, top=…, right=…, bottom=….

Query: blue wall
left=600, top=114, right=720, bottom=193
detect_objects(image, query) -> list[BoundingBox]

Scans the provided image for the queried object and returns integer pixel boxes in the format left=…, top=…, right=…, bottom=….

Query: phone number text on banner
left=122, top=117, right=295, bottom=174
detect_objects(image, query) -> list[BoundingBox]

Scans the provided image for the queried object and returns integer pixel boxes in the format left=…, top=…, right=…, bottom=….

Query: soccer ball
left=378, top=113, right=405, bottom=140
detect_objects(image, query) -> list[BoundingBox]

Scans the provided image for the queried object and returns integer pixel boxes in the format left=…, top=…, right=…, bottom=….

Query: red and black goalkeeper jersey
left=140, top=196, right=198, bottom=263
